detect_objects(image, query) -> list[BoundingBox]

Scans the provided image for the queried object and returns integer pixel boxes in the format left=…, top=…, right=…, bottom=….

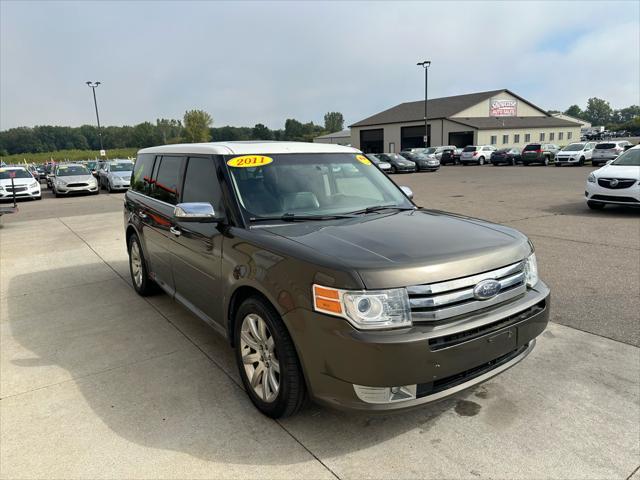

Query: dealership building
left=348, top=89, right=582, bottom=153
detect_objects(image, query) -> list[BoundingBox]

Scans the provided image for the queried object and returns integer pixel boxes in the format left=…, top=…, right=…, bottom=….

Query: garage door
left=360, top=129, right=384, bottom=153
left=401, top=125, right=430, bottom=150
left=449, top=131, right=474, bottom=148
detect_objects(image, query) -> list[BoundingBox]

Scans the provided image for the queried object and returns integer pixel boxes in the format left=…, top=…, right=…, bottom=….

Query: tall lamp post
left=416, top=61, right=431, bottom=148
left=85, top=81, right=104, bottom=155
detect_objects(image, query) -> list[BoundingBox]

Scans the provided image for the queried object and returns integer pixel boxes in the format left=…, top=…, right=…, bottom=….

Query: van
left=124, top=141, right=549, bottom=418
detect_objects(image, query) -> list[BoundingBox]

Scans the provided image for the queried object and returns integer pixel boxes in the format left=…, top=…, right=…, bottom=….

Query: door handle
left=169, top=226, right=181, bottom=237
left=138, top=211, right=148, bottom=219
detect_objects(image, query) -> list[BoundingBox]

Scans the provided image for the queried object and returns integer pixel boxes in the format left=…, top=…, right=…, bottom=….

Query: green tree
left=130, top=122, right=161, bottom=148
left=564, top=105, right=584, bottom=119
left=584, top=98, right=613, bottom=125
left=324, top=111, right=344, bottom=132
left=156, top=118, right=183, bottom=144
left=615, top=106, right=640, bottom=123
left=183, top=110, right=213, bottom=143
left=251, top=123, right=273, bottom=140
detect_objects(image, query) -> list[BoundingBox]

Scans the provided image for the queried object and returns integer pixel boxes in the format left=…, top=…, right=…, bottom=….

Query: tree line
left=551, top=97, right=640, bottom=131
left=0, top=110, right=345, bottom=156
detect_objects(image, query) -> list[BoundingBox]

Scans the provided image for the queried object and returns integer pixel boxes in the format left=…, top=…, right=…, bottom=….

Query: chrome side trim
left=407, top=261, right=524, bottom=295
left=411, top=284, right=526, bottom=321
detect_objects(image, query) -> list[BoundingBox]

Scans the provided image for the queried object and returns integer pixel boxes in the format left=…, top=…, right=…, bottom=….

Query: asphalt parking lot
left=1, top=166, right=639, bottom=479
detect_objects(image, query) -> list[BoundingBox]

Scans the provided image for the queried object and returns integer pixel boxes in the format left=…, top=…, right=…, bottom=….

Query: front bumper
left=555, top=156, right=580, bottom=164
left=0, top=186, right=41, bottom=200
left=55, top=184, right=99, bottom=195
left=585, top=182, right=640, bottom=206
left=284, top=281, right=550, bottom=412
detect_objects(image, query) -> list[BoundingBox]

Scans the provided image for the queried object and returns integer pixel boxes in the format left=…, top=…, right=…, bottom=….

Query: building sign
left=490, top=98, right=517, bottom=117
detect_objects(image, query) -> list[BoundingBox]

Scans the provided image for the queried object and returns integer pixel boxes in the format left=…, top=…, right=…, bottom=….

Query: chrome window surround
left=408, top=261, right=526, bottom=322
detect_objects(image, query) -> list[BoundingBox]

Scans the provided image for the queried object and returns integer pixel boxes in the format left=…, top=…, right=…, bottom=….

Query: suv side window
left=131, top=153, right=156, bottom=194
left=181, top=156, right=223, bottom=211
left=150, top=155, right=184, bottom=205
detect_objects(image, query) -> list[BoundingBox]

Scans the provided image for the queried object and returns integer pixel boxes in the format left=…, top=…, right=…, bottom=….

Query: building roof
left=552, top=113, right=591, bottom=126
left=314, top=129, right=351, bottom=140
left=451, top=116, right=581, bottom=130
left=138, top=141, right=360, bottom=156
left=350, top=89, right=508, bottom=127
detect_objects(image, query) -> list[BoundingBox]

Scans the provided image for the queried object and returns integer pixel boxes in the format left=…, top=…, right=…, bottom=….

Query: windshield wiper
left=347, top=205, right=416, bottom=215
left=250, top=213, right=356, bottom=222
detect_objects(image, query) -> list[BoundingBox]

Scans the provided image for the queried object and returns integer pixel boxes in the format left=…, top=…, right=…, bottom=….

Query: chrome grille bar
left=408, top=261, right=527, bottom=322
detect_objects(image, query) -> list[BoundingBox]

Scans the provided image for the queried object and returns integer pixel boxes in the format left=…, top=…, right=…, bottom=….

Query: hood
left=110, top=171, right=132, bottom=178
left=0, top=178, right=35, bottom=187
left=262, top=210, right=530, bottom=289
left=595, top=164, right=640, bottom=179
left=57, top=175, right=94, bottom=183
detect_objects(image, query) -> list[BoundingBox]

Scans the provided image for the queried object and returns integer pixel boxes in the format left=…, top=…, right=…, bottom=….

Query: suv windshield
left=110, top=162, right=133, bottom=172
left=226, top=153, right=412, bottom=220
left=56, top=165, right=90, bottom=176
left=562, top=143, right=585, bottom=151
left=0, top=169, right=32, bottom=179
left=612, top=149, right=640, bottom=166
left=462, top=146, right=476, bottom=152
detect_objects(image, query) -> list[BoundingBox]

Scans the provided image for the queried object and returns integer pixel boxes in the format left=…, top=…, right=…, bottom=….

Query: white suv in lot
left=585, top=145, right=640, bottom=209
left=591, top=141, right=632, bottom=167
left=459, top=145, right=496, bottom=165
left=555, top=142, right=597, bottom=167
left=0, top=166, right=41, bottom=201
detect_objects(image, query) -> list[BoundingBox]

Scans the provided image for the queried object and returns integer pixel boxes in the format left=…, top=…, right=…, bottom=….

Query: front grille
left=67, top=183, right=88, bottom=187
left=407, top=261, right=526, bottom=323
left=597, top=178, right=637, bottom=189
left=416, top=344, right=528, bottom=398
left=591, top=194, right=639, bottom=204
left=6, top=187, right=27, bottom=192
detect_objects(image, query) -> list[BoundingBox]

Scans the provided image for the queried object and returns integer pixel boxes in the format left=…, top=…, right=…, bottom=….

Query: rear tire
left=587, top=201, right=605, bottom=210
left=127, top=233, right=157, bottom=296
left=234, top=296, right=306, bottom=419
left=544, top=156, right=550, bottom=166
left=478, top=157, right=485, bottom=166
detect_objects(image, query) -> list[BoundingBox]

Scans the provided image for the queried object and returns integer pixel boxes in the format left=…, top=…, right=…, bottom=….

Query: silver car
left=52, top=164, right=99, bottom=197
left=591, top=141, right=632, bottom=167
left=99, top=160, right=134, bottom=192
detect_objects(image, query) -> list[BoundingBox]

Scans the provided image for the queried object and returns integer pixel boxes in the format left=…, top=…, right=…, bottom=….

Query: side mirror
left=173, top=202, right=221, bottom=223
left=400, top=186, right=414, bottom=200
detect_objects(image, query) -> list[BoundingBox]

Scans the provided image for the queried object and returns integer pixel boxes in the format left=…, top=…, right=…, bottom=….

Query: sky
left=1, top=0, right=639, bottom=131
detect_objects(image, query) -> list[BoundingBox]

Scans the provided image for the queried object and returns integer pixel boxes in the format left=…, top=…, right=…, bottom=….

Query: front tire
left=390, top=166, right=397, bottom=174
left=234, top=296, right=306, bottom=419
left=587, top=201, right=605, bottom=210
left=128, top=233, right=157, bottom=296
left=579, top=157, right=585, bottom=166
left=543, top=156, right=550, bottom=166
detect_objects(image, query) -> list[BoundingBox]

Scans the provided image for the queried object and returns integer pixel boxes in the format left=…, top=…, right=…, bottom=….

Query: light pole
left=416, top=61, right=431, bottom=148
left=85, top=81, right=104, bottom=154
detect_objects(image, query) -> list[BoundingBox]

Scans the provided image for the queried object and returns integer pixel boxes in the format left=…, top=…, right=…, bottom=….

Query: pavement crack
left=626, top=465, right=640, bottom=480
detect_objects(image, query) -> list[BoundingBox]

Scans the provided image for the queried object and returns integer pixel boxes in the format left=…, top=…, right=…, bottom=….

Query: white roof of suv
left=139, top=141, right=360, bottom=156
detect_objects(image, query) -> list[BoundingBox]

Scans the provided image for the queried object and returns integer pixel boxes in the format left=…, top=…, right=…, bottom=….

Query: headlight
left=29, top=181, right=38, bottom=188
left=56, top=179, right=67, bottom=186
left=524, top=253, right=539, bottom=288
left=313, top=285, right=411, bottom=329
left=587, top=173, right=596, bottom=183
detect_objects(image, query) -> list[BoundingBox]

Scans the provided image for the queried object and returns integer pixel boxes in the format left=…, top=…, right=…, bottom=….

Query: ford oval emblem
left=473, top=279, right=501, bottom=300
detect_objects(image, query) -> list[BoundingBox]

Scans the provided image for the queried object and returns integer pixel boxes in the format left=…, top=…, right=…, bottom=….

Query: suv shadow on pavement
left=4, top=264, right=490, bottom=469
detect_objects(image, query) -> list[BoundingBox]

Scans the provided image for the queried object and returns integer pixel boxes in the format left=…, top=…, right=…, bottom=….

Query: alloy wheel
left=240, top=313, right=280, bottom=403
left=130, top=241, right=143, bottom=288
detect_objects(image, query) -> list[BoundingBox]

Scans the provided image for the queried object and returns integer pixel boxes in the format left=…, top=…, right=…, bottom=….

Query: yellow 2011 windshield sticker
left=227, top=155, right=273, bottom=168
left=356, top=154, right=372, bottom=165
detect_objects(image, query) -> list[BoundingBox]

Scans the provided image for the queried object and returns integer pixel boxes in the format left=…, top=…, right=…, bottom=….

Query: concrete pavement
left=1, top=167, right=639, bottom=479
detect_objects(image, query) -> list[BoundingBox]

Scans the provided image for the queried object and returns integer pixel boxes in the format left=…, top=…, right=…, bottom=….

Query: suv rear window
left=149, top=155, right=184, bottom=205
left=595, top=143, right=616, bottom=149
left=523, top=144, right=541, bottom=151
left=462, top=147, right=476, bottom=152
left=131, top=153, right=155, bottom=194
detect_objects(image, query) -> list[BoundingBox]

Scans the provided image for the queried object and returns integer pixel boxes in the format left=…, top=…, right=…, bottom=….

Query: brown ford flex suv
left=124, top=142, right=550, bottom=418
